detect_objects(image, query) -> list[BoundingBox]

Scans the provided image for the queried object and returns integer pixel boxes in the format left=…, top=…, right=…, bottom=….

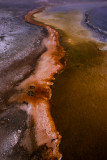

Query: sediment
left=0, top=7, right=65, bottom=160
left=9, top=8, right=65, bottom=159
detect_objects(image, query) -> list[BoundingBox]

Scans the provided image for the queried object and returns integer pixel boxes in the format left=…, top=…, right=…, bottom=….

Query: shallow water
left=33, top=6, right=107, bottom=160
left=88, top=7, right=107, bottom=32
left=86, top=7, right=107, bottom=42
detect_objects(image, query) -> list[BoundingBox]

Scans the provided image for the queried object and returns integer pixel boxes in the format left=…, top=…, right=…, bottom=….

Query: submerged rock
left=27, top=91, right=34, bottom=97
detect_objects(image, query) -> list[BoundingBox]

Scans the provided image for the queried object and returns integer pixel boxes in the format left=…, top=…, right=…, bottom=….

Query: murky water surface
left=33, top=6, right=107, bottom=160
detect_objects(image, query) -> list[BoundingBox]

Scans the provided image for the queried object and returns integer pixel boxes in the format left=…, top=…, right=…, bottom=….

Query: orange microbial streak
left=10, top=8, right=65, bottom=159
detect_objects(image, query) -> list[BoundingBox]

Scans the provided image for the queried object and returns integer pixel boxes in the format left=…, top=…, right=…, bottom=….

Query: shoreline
left=33, top=6, right=107, bottom=160
left=0, top=7, right=65, bottom=159
left=10, top=8, right=66, bottom=160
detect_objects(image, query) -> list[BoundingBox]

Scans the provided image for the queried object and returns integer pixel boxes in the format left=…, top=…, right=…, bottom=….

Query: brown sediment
left=10, top=8, right=65, bottom=159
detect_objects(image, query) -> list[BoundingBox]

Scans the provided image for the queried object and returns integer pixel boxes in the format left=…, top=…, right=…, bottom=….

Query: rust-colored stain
left=10, top=8, right=65, bottom=159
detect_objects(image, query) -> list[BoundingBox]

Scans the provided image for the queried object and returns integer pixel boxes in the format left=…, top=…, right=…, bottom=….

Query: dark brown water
left=33, top=7, right=107, bottom=160
left=51, top=41, right=107, bottom=160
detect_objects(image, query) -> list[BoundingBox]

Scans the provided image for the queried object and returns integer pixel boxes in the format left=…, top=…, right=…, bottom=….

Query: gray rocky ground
left=0, top=8, right=48, bottom=107
left=0, top=3, right=48, bottom=159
